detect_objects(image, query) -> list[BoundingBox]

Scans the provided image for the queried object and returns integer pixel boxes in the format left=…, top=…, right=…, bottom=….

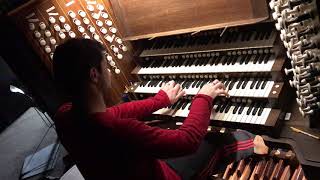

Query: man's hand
left=198, top=79, right=229, bottom=99
left=253, top=135, right=269, bottom=155
left=160, top=80, right=186, bottom=104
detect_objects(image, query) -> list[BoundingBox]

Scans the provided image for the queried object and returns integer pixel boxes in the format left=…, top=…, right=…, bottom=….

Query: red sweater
left=54, top=90, right=213, bottom=180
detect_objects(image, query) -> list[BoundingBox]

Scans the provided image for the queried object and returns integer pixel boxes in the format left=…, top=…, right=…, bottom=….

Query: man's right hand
left=198, top=79, right=229, bottom=99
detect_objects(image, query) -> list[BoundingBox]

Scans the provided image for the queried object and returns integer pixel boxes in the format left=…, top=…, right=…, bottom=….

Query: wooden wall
left=110, top=0, right=269, bottom=40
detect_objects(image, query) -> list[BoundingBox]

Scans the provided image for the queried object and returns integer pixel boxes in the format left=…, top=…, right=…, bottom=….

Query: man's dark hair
left=53, top=38, right=105, bottom=96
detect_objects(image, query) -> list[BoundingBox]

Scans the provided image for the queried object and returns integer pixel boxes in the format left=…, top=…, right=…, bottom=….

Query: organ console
left=125, top=21, right=288, bottom=136
left=7, top=0, right=320, bottom=179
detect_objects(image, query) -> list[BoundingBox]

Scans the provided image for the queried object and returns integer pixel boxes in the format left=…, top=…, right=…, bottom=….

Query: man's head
left=53, top=38, right=111, bottom=101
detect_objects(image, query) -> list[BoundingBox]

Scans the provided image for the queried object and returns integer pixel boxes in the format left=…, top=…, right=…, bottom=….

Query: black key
left=236, top=79, right=243, bottom=89
left=257, top=104, right=265, bottom=116
left=224, top=79, right=231, bottom=87
left=194, top=58, right=201, bottom=66
left=246, top=103, right=255, bottom=115
left=253, top=54, right=260, bottom=64
left=196, top=80, right=203, bottom=88
left=239, top=55, right=247, bottom=64
left=147, top=60, right=156, bottom=68
left=264, top=54, right=271, bottom=64
left=157, top=80, right=164, bottom=87
left=241, top=31, right=248, bottom=41
left=244, top=54, right=252, bottom=64
left=214, top=56, right=223, bottom=65
left=151, top=80, right=158, bottom=87
left=224, top=102, right=232, bottom=113
left=181, top=102, right=189, bottom=110
left=255, top=79, right=263, bottom=89
left=188, top=59, right=196, bottom=66
left=141, top=80, right=149, bottom=86
left=184, top=80, right=192, bottom=88
left=188, top=103, right=192, bottom=110
left=238, top=103, right=245, bottom=114
left=157, top=60, right=166, bottom=68
left=147, top=81, right=153, bottom=87
left=259, top=31, right=267, bottom=40
left=208, top=57, right=215, bottom=65
left=171, top=101, right=180, bottom=109
left=233, top=103, right=240, bottom=114
left=219, top=102, right=228, bottom=113
left=171, top=59, right=180, bottom=67
left=252, top=103, right=260, bottom=115
left=250, top=80, right=257, bottom=89
left=228, top=79, right=236, bottom=90
left=258, top=54, right=266, bottom=64
left=176, top=100, right=184, bottom=109
left=222, top=56, right=230, bottom=65
left=231, top=56, right=238, bottom=65
left=177, top=59, right=185, bottom=66
left=200, top=80, right=207, bottom=88
left=226, top=56, right=234, bottom=65
left=186, top=81, right=193, bottom=89
left=142, top=60, right=152, bottom=68
left=180, top=81, right=187, bottom=88
left=254, top=31, right=260, bottom=40
left=201, top=57, right=210, bottom=66
left=215, top=101, right=222, bottom=112
left=241, top=78, right=248, bottom=89
left=166, top=59, right=174, bottom=67
left=154, top=80, right=161, bottom=87
left=264, top=30, right=272, bottom=40
left=261, top=80, right=268, bottom=89
left=191, top=80, right=198, bottom=88
left=245, top=31, right=252, bottom=41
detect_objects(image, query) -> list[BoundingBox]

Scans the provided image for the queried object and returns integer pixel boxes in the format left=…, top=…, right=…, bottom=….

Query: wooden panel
left=8, top=0, right=137, bottom=105
left=110, top=0, right=269, bottom=40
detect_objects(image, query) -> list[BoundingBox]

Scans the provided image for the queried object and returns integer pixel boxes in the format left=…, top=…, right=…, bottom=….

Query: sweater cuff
left=193, top=94, right=213, bottom=106
left=156, top=90, right=172, bottom=106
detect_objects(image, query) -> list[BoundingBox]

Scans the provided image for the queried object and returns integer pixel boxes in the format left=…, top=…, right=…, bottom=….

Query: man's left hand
left=160, top=80, right=186, bottom=104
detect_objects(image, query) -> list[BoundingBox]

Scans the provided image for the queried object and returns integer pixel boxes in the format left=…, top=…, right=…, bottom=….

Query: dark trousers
left=165, top=130, right=255, bottom=180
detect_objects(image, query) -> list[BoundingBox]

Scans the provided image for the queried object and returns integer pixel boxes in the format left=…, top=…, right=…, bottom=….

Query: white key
left=153, top=107, right=174, bottom=116
left=239, top=106, right=249, bottom=123
left=234, top=105, right=246, bottom=122
left=228, top=80, right=239, bottom=97
left=265, top=55, right=275, bottom=71
left=210, top=104, right=219, bottom=119
left=229, top=105, right=240, bottom=122
left=256, top=81, right=267, bottom=97
left=238, top=80, right=249, bottom=97
left=250, top=107, right=260, bottom=124
left=243, top=80, right=253, bottom=97
left=176, top=103, right=191, bottom=117
left=259, top=108, right=272, bottom=125
left=244, top=106, right=254, bottom=123
left=263, top=81, right=274, bottom=97
left=224, top=106, right=235, bottom=121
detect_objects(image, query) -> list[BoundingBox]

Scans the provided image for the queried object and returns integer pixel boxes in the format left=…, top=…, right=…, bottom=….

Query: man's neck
left=74, top=89, right=106, bottom=114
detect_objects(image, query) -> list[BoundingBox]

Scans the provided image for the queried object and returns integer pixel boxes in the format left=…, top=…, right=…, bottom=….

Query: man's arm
left=107, top=81, right=185, bottom=119
left=106, top=90, right=171, bottom=119
left=99, top=94, right=213, bottom=158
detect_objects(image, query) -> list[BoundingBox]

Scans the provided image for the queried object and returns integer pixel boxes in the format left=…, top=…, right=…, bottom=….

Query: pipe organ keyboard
left=128, top=22, right=288, bottom=135
left=131, top=77, right=283, bottom=99
left=151, top=98, right=279, bottom=127
left=132, top=50, right=278, bottom=75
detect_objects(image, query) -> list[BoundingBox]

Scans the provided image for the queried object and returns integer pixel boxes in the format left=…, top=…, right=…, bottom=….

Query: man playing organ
left=53, top=38, right=269, bottom=180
